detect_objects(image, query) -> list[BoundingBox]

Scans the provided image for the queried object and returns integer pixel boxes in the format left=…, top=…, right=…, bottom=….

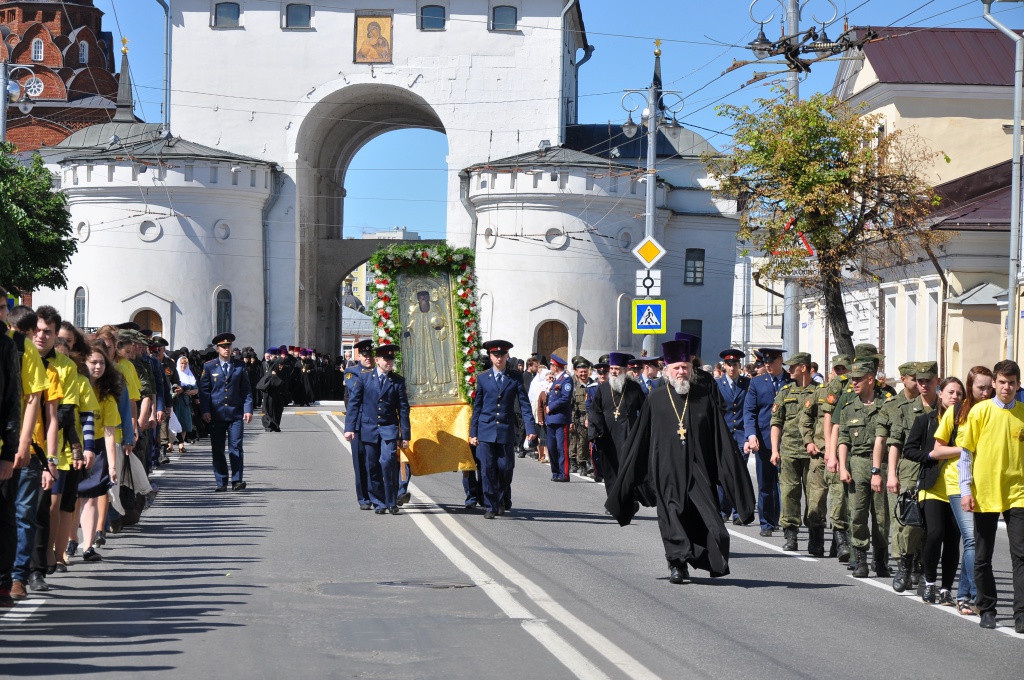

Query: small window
left=420, top=5, right=445, bottom=30
left=285, top=4, right=311, bottom=28
left=213, top=2, right=240, bottom=28
left=79, top=41, right=88, bottom=64
left=74, top=287, right=86, bottom=328
left=216, top=289, right=232, bottom=334
left=32, top=38, right=44, bottom=61
left=492, top=6, right=517, bottom=31
left=684, top=248, right=705, bottom=285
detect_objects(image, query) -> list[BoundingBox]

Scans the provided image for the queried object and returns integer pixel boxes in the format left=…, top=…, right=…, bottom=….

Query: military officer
left=344, top=339, right=375, bottom=510
left=771, top=352, right=827, bottom=555
left=545, top=354, right=574, bottom=482
left=837, top=358, right=895, bottom=578
left=469, top=340, right=537, bottom=519
left=885, top=360, right=938, bottom=592
left=800, top=354, right=852, bottom=560
left=344, top=344, right=411, bottom=514
left=198, top=333, right=254, bottom=492
left=716, top=348, right=750, bottom=522
left=743, top=347, right=789, bottom=536
left=569, top=356, right=593, bottom=477
left=627, top=357, right=643, bottom=384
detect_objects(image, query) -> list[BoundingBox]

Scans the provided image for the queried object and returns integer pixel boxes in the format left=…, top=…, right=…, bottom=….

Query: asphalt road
left=2, top=404, right=1022, bottom=679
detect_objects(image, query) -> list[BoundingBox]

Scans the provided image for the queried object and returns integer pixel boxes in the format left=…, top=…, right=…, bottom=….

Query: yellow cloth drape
left=400, top=403, right=476, bottom=475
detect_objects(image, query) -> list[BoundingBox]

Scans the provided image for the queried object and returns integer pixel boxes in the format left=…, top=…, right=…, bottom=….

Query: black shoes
left=27, top=572, right=50, bottom=592
left=782, top=528, right=799, bottom=551
left=922, top=584, right=937, bottom=604
left=397, top=492, right=412, bottom=506
left=938, top=590, right=954, bottom=607
left=668, top=564, right=690, bottom=584
left=892, top=555, right=914, bottom=593
left=980, top=611, right=997, bottom=629
left=759, top=528, right=773, bottom=537
left=232, top=481, right=247, bottom=491
left=359, top=503, right=373, bottom=511
left=503, top=499, right=512, bottom=511
left=215, top=485, right=228, bottom=492
left=1015, top=615, right=1024, bottom=634
left=484, top=510, right=496, bottom=520
left=374, top=508, right=386, bottom=515
left=852, top=549, right=870, bottom=578
left=388, top=507, right=400, bottom=515
left=82, top=547, right=102, bottom=562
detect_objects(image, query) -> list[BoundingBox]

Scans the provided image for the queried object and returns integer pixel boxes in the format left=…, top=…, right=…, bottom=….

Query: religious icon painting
left=397, top=272, right=460, bottom=406
left=354, top=12, right=393, bottom=64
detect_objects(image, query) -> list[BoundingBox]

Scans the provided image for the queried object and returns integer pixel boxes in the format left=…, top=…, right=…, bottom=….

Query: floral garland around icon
left=367, top=243, right=481, bottom=402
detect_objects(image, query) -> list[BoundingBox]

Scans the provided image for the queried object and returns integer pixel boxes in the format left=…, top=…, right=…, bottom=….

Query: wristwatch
left=871, top=467, right=881, bottom=475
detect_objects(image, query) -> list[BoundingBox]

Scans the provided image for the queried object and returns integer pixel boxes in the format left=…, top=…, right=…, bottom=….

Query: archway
left=536, top=321, right=569, bottom=362
left=293, top=83, right=448, bottom=353
left=132, top=309, right=163, bottom=335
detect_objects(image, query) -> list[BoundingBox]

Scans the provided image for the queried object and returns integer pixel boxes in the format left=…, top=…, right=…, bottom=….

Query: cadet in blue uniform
left=743, top=347, right=789, bottom=535
left=545, top=354, right=573, bottom=481
left=198, top=333, right=254, bottom=492
left=344, top=339, right=375, bottom=510
left=716, top=348, right=750, bottom=523
left=344, top=344, right=411, bottom=514
left=470, top=340, right=537, bottom=519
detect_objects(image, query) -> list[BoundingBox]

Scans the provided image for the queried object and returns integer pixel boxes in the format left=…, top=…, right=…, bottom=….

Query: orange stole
left=400, top=403, right=476, bottom=475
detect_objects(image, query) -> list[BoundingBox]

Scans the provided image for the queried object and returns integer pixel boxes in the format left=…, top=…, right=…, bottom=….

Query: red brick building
left=1, top=0, right=123, bottom=150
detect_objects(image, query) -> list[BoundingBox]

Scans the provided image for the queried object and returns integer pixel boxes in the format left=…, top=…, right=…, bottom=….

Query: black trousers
left=31, top=488, right=51, bottom=574
left=0, top=473, right=16, bottom=589
left=921, top=499, right=960, bottom=589
left=974, top=507, right=1024, bottom=618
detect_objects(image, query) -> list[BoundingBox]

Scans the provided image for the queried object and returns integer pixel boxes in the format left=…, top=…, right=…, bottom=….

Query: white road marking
left=727, top=529, right=818, bottom=562
left=0, top=598, right=46, bottom=623
left=414, top=484, right=662, bottom=680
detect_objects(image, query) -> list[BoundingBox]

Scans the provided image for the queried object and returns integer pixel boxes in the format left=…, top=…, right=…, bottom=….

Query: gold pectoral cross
left=613, top=407, right=620, bottom=420
left=677, top=424, right=687, bottom=442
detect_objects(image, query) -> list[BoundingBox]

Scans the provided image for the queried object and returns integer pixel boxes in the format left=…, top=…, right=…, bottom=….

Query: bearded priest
left=589, top=352, right=646, bottom=492
left=605, top=338, right=756, bottom=584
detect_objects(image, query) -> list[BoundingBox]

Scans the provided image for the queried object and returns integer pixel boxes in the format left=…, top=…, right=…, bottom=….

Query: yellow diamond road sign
left=632, top=235, right=666, bottom=268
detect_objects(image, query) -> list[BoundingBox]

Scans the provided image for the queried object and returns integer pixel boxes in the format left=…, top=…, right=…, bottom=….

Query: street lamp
left=1, top=62, right=36, bottom=143
left=748, top=23, right=773, bottom=59
left=621, top=113, right=638, bottom=139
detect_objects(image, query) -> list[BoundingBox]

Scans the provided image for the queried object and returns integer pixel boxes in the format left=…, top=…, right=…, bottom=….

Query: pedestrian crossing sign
left=632, top=299, right=667, bottom=335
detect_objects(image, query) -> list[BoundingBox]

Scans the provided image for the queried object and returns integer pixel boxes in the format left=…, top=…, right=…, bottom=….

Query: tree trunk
left=820, top=251, right=855, bottom=357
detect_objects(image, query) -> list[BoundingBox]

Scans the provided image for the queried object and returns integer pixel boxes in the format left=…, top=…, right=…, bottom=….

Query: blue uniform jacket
left=717, top=375, right=750, bottom=449
left=198, top=358, right=254, bottom=422
left=545, top=371, right=574, bottom=426
left=344, top=370, right=411, bottom=442
left=743, top=373, right=790, bottom=446
left=471, top=369, right=537, bottom=445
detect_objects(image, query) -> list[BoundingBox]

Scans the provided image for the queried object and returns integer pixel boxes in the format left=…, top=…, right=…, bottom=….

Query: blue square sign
left=632, top=300, right=667, bottom=335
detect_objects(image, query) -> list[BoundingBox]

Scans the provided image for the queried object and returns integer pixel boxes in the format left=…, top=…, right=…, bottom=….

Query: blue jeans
left=948, top=494, right=977, bottom=603
left=12, top=460, right=43, bottom=583
left=209, top=419, right=245, bottom=486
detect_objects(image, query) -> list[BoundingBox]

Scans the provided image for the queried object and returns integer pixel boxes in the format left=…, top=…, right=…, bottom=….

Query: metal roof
left=58, top=127, right=272, bottom=165
left=860, top=27, right=1017, bottom=86
left=565, top=123, right=718, bottom=161
left=946, top=282, right=1007, bottom=306
left=929, top=160, right=1010, bottom=231
left=466, top=145, right=633, bottom=172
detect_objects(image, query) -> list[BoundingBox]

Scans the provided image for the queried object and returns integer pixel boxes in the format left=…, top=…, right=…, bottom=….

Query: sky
left=94, top=0, right=1024, bottom=239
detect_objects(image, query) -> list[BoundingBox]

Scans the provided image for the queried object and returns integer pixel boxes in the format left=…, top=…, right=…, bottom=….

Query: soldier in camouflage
left=569, top=356, right=593, bottom=478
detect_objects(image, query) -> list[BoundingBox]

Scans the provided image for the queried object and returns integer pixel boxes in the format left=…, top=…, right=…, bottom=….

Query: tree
left=705, top=91, right=944, bottom=356
left=0, top=142, right=76, bottom=294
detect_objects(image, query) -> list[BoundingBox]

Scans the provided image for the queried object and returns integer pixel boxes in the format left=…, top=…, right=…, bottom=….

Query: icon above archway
left=355, top=12, right=393, bottom=64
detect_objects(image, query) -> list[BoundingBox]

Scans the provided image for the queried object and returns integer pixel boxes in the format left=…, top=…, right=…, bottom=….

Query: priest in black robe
left=589, top=351, right=645, bottom=492
left=606, top=338, right=755, bottom=584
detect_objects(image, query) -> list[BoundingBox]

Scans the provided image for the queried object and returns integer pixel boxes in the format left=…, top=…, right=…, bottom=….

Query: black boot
left=569, top=460, right=579, bottom=474
left=782, top=527, right=799, bottom=551
left=837, top=531, right=851, bottom=563
left=668, top=562, right=689, bottom=584
left=874, top=548, right=891, bottom=578
left=852, top=549, right=870, bottom=578
left=807, top=527, right=825, bottom=557
left=910, top=558, right=923, bottom=587
left=828, top=531, right=838, bottom=558
left=892, top=554, right=914, bottom=593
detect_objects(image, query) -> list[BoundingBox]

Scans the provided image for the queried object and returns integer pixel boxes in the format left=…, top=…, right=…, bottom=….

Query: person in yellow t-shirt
left=959, top=360, right=1024, bottom=633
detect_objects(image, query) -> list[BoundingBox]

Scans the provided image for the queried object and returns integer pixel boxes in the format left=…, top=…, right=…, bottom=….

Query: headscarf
left=177, top=355, right=197, bottom=387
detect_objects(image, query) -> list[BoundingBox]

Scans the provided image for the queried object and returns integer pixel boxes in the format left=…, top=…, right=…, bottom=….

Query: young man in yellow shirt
left=959, top=360, right=1024, bottom=633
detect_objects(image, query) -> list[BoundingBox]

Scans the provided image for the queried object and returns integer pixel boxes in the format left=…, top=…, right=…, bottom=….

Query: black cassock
left=589, top=380, right=645, bottom=491
left=606, top=380, right=755, bottom=577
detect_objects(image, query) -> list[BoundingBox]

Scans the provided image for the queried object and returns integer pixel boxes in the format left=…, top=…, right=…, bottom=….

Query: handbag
left=896, top=486, right=923, bottom=527
left=118, top=456, right=142, bottom=526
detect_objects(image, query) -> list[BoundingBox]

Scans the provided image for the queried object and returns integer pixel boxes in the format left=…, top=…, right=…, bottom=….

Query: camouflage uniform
left=570, top=357, right=592, bottom=476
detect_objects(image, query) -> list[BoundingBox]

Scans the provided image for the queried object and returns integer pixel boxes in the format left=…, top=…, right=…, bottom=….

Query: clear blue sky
left=97, top=0, right=1024, bottom=238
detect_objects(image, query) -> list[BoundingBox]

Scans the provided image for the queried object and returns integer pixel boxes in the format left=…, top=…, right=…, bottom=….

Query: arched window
left=74, top=287, right=86, bottom=328
left=31, top=38, right=44, bottom=61
left=216, top=289, right=232, bottom=334
left=213, top=2, right=241, bottom=28
left=78, top=41, right=88, bottom=65
left=492, top=6, right=517, bottom=31
left=285, top=4, right=311, bottom=28
left=420, top=5, right=446, bottom=30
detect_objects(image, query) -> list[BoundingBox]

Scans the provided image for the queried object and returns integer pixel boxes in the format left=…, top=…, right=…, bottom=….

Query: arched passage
left=293, top=83, right=447, bottom=352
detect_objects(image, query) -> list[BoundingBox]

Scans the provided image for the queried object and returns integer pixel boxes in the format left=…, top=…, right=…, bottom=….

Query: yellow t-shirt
left=116, top=357, right=142, bottom=401
left=57, top=373, right=101, bottom=470
left=47, top=351, right=78, bottom=405
left=31, top=364, right=65, bottom=452
left=94, top=393, right=121, bottom=431
left=10, top=333, right=49, bottom=405
left=920, top=407, right=964, bottom=502
left=960, top=400, right=1024, bottom=513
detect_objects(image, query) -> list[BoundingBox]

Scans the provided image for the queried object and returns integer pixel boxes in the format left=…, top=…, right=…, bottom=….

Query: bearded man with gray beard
left=606, top=339, right=755, bottom=584
left=589, top=353, right=646, bottom=492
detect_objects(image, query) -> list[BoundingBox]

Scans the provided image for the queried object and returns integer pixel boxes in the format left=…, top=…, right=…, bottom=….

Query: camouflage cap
left=915, top=361, right=939, bottom=380
left=854, top=343, right=882, bottom=359
left=832, top=354, right=852, bottom=369
left=784, top=352, right=812, bottom=367
left=898, top=362, right=918, bottom=377
left=849, top=358, right=876, bottom=378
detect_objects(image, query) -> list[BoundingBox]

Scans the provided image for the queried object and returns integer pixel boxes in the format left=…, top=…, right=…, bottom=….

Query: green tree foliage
left=0, top=142, right=76, bottom=294
left=706, top=91, right=944, bottom=355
